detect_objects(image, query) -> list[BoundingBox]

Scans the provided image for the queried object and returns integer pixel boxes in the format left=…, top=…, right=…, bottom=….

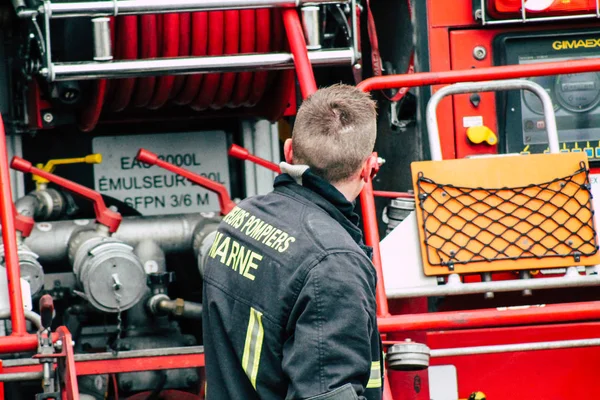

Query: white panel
left=92, top=131, right=230, bottom=216
left=0, top=268, right=32, bottom=311
left=429, top=365, right=459, bottom=400
left=380, top=211, right=437, bottom=293
left=253, top=120, right=278, bottom=195
left=590, top=173, right=600, bottom=231
left=242, top=120, right=257, bottom=198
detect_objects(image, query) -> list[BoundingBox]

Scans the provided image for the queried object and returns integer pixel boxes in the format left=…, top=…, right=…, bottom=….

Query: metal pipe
left=10, top=0, right=26, bottom=12
left=0, top=115, right=26, bottom=335
left=91, top=17, right=112, bottom=61
left=360, top=181, right=389, bottom=317
left=0, top=310, right=42, bottom=331
left=386, top=267, right=600, bottom=299
left=14, top=194, right=40, bottom=219
left=350, top=0, right=359, bottom=62
left=357, top=57, right=600, bottom=93
left=0, top=371, right=43, bottom=382
left=377, top=300, right=600, bottom=333
left=426, top=80, right=559, bottom=161
left=301, top=6, right=322, bottom=50
left=44, top=0, right=349, bottom=18
left=24, top=213, right=209, bottom=263
left=3, top=345, right=205, bottom=368
left=431, top=338, right=600, bottom=358
left=45, top=48, right=355, bottom=82
left=155, top=297, right=203, bottom=319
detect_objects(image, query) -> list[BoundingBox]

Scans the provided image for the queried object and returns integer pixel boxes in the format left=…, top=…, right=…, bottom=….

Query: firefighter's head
left=285, top=83, right=378, bottom=200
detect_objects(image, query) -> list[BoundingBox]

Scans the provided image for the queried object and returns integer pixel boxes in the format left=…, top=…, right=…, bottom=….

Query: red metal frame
left=377, top=300, right=600, bottom=333
left=4, top=353, right=206, bottom=377
left=0, top=114, right=26, bottom=335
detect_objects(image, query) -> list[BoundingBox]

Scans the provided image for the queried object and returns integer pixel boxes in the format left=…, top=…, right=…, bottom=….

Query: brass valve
left=33, top=154, right=102, bottom=190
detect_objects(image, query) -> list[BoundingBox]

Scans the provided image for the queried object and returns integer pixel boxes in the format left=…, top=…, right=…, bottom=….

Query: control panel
left=495, top=30, right=600, bottom=160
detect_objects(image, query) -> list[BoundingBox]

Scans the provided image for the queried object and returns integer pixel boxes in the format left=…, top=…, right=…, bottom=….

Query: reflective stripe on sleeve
left=366, top=361, right=382, bottom=389
left=242, top=307, right=265, bottom=389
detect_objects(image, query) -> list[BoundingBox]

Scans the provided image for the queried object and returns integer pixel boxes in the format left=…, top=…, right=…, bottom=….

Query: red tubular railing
left=0, top=115, right=26, bottom=335
left=359, top=56, right=600, bottom=325
left=377, top=301, right=600, bottom=333
left=283, top=8, right=318, bottom=99
left=373, top=191, right=413, bottom=199
left=357, top=57, right=600, bottom=93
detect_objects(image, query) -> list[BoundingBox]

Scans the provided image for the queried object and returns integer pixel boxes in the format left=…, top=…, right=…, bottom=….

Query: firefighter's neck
left=331, top=177, right=363, bottom=203
left=284, top=140, right=363, bottom=202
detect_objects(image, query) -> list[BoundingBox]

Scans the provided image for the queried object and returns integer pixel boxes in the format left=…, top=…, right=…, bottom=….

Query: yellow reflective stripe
left=366, top=361, right=382, bottom=389
left=242, top=307, right=264, bottom=389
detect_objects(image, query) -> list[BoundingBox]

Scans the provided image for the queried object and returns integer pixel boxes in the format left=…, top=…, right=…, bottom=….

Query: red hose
left=191, top=11, right=224, bottom=111
left=212, top=10, right=240, bottom=109
left=148, top=13, right=179, bottom=109
left=231, top=9, right=256, bottom=107
left=173, top=12, right=208, bottom=106
left=80, top=9, right=287, bottom=125
left=267, top=7, right=284, bottom=89
left=0, top=115, right=25, bottom=335
left=246, top=9, right=271, bottom=106
left=78, top=79, right=107, bottom=132
left=108, top=15, right=138, bottom=112
left=283, top=8, right=317, bottom=99
left=131, top=14, right=158, bottom=108
left=170, top=12, right=191, bottom=99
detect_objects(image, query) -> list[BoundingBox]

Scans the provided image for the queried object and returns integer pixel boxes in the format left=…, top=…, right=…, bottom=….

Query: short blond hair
left=291, top=84, right=377, bottom=183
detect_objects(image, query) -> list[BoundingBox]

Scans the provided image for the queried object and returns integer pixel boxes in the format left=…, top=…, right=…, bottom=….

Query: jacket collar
left=274, top=162, right=373, bottom=259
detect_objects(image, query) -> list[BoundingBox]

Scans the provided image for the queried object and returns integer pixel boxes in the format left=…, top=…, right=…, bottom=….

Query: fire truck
left=0, top=0, right=599, bottom=398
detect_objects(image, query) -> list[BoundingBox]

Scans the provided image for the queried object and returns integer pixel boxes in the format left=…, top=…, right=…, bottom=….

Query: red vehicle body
left=0, top=0, right=599, bottom=399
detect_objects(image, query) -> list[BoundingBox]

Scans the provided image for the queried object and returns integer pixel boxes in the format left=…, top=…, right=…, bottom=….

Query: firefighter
left=202, top=84, right=382, bottom=400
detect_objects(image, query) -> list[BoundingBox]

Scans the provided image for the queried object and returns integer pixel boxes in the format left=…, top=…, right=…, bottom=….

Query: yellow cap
left=468, top=391, right=487, bottom=400
left=466, top=126, right=498, bottom=146
left=33, top=154, right=103, bottom=188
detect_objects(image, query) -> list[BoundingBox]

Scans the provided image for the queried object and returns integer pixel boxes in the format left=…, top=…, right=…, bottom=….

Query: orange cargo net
left=411, top=152, right=600, bottom=275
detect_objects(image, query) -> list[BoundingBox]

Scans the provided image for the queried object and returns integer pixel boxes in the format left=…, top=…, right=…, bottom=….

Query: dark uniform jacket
left=202, top=165, right=383, bottom=400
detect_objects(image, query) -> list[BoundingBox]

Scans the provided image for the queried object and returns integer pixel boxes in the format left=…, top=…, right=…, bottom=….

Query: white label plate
left=590, top=174, right=600, bottom=230
left=463, top=115, right=483, bottom=128
left=92, top=131, right=231, bottom=216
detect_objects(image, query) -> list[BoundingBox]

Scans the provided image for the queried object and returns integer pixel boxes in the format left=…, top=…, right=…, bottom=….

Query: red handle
left=228, top=144, right=281, bottom=173
left=373, top=191, right=414, bottom=199
left=13, top=206, right=34, bottom=238
left=136, top=149, right=236, bottom=215
left=39, top=294, right=54, bottom=330
left=10, top=157, right=122, bottom=232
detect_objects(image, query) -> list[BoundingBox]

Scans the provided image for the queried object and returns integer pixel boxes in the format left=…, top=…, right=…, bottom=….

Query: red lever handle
left=39, top=294, right=54, bottom=330
left=136, top=149, right=236, bottom=215
left=13, top=206, right=34, bottom=238
left=228, top=144, right=281, bottom=173
left=10, top=157, right=122, bottom=233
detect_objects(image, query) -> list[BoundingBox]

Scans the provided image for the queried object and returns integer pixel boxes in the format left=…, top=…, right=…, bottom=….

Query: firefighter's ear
left=360, top=153, right=379, bottom=183
left=284, top=139, right=293, bottom=164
